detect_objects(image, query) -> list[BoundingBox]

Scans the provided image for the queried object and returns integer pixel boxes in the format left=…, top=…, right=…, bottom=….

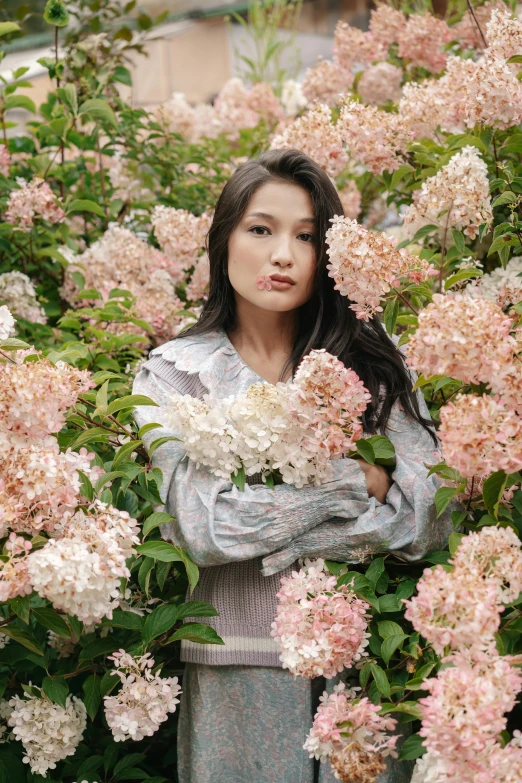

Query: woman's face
left=227, top=180, right=316, bottom=313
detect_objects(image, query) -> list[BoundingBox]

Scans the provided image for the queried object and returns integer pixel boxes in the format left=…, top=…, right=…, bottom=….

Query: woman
left=133, top=149, right=452, bottom=783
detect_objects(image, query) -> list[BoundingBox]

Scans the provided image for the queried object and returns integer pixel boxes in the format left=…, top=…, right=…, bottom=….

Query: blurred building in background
left=1, top=0, right=373, bottom=121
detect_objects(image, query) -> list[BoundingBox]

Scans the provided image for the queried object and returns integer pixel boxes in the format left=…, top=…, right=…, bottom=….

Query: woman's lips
left=269, top=274, right=296, bottom=290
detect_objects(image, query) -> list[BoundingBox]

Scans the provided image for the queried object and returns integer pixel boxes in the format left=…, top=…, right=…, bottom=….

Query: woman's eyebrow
left=246, top=211, right=316, bottom=223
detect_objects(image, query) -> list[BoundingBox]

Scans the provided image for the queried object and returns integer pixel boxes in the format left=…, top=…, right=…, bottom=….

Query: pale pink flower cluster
left=404, top=563, right=500, bottom=655
left=490, top=360, right=522, bottom=415
left=270, top=103, right=348, bottom=177
left=338, top=101, right=414, bottom=175
left=397, top=13, right=453, bottom=73
left=185, top=253, right=210, bottom=303
left=151, top=206, right=211, bottom=271
left=338, top=180, right=361, bottom=221
left=368, top=4, right=406, bottom=49
left=61, top=225, right=185, bottom=341
left=451, top=525, right=522, bottom=603
left=214, top=78, right=284, bottom=138
left=302, top=58, right=353, bottom=107
left=453, top=0, right=505, bottom=50
left=8, top=692, right=86, bottom=775
left=418, top=652, right=522, bottom=782
left=438, top=393, right=522, bottom=478
left=104, top=650, right=181, bottom=741
left=271, top=559, right=370, bottom=678
left=0, top=145, right=10, bottom=177
left=358, top=62, right=403, bottom=106
left=485, top=7, right=522, bottom=61
left=0, top=305, right=15, bottom=340
left=0, top=533, right=33, bottom=602
left=403, top=146, right=493, bottom=240
left=27, top=501, right=139, bottom=624
left=0, top=439, right=100, bottom=536
left=0, top=271, right=47, bottom=325
left=0, top=352, right=93, bottom=441
left=280, top=79, right=308, bottom=117
left=457, top=55, right=522, bottom=129
left=168, top=349, right=369, bottom=488
left=304, top=682, right=398, bottom=783
left=4, top=177, right=65, bottom=232
left=333, top=21, right=386, bottom=68
left=404, top=294, right=515, bottom=386
left=326, top=216, right=436, bottom=321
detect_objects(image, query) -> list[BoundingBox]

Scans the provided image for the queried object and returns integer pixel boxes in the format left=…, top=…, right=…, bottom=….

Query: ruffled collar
left=149, top=330, right=263, bottom=401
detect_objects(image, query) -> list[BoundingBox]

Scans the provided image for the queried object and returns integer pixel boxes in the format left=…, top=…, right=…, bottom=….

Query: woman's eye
left=249, top=226, right=269, bottom=236
left=298, top=233, right=314, bottom=243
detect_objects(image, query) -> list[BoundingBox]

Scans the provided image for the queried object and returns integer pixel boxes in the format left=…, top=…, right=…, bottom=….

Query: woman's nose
left=270, top=236, right=294, bottom=267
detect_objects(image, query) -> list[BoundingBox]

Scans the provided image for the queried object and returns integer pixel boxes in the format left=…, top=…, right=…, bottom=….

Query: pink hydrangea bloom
left=404, top=564, right=501, bottom=654
left=369, top=4, right=406, bottom=49
left=486, top=7, right=522, bottom=61
left=214, top=78, right=283, bottom=139
left=397, top=13, right=453, bottom=73
left=104, top=650, right=181, bottom=741
left=302, top=58, right=353, bottom=107
left=326, top=216, right=436, bottom=321
left=0, top=533, right=32, bottom=602
left=270, top=103, right=348, bottom=177
left=456, top=54, right=522, bottom=129
left=419, top=652, right=522, bottom=774
left=490, top=361, right=522, bottom=414
left=337, top=180, right=361, bottom=221
left=304, top=682, right=398, bottom=783
left=358, top=62, right=403, bottom=106
left=402, top=145, right=493, bottom=239
left=271, top=559, right=371, bottom=678
left=0, top=145, right=10, bottom=177
left=0, top=352, right=93, bottom=441
left=450, top=526, right=522, bottom=604
left=338, top=101, right=415, bottom=175
left=333, top=21, right=386, bottom=68
left=398, top=75, right=465, bottom=140
left=151, top=206, right=211, bottom=272
left=4, top=177, right=65, bottom=231
left=404, top=293, right=515, bottom=385
left=439, top=392, right=522, bottom=477
left=453, top=0, right=506, bottom=50
left=185, top=252, right=210, bottom=304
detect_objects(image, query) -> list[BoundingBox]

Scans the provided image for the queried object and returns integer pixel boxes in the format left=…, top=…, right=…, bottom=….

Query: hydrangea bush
left=1, top=0, right=522, bottom=781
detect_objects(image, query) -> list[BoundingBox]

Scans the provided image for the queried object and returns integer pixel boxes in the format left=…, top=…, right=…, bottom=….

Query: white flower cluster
left=27, top=501, right=139, bottom=624
left=167, top=350, right=370, bottom=488
left=468, top=257, right=522, bottom=303
left=0, top=271, right=47, bottom=325
left=104, top=650, right=181, bottom=741
left=8, top=693, right=86, bottom=775
left=0, top=305, right=15, bottom=340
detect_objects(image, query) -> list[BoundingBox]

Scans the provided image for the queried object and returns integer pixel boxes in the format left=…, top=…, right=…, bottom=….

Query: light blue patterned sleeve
left=260, top=393, right=454, bottom=575
left=133, top=366, right=372, bottom=566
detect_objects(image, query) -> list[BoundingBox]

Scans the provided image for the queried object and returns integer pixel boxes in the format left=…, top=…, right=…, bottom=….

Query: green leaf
left=434, top=485, right=459, bottom=517
left=379, top=701, right=423, bottom=720
left=42, top=676, right=69, bottom=708
left=58, top=83, right=78, bottom=114
left=143, top=511, right=174, bottom=538
left=148, top=435, right=180, bottom=456
left=366, top=435, right=396, bottom=465
left=113, top=65, right=133, bottom=86
left=377, top=620, right=404, bottom=639
left=112, top=439, right=142, bottom=469
left=423, top=550, right=452, bottom=565
left=107, top=610, right=144, bottom=630
left=79, top=98, right=118, bottom=128
left=492, top=191, right=518, bottom=207
left=390, top=163, right=414, bottom=190
left=355, top=438, right=375, bottom=464
left=383, top=297, right=399, bottom=336
left=376, top=594, right=402, bottom=613
left=9, top=595, right=30, bottom=624
left=4, top=95, right=36, bottom=114
left=444, top=267, right=483, bottom=289
left=79, top=638, right=119, bottom=660
left=67, top=199, right=105, bottom=218
left=114, top=754, right=146, bottom=777
left=138, top=422, right=162, bottom=438
left=175, top=601, right=219, bottom=621
left=399, top=733, right=426, bottom=761
left=411, top=224, right=439, bottom=242
left=138, top=556, right=155, bottom=596
left=0, top=337, right=30, bottom=350
left=0, top=626, right=43, bottom=656
left=231, top=466, right=246, bottom=491
left=68, top=427, right=109, bottom=449
left=82, top=674, right=101, bottom=720
left=451, top=229, right=466, bottom=253
left=507, top=54, right=522, bottom=63
left=448, top=531, right=463, bottom=555
left=106, top=394, right=159, bottom=415
left=143, top=604, right=180, bottom=644
left=488, top=233, right=520, bottom=257
left=0, top=22, right=21, bottom=36
left=380, top=634, right=409, bottom=665
left=483, top=470, right=508, bottom=519
left=168, top=623, right=224, bottom=645
left=44, top=0, right=70, bottom=26
left=365, top=557, right=385, bottom=588
left=370, top=663, right=391, bottom=699
left=136, top=541, right=185, bottom=562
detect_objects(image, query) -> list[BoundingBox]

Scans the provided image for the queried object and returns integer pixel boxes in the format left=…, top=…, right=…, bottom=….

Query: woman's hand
left=357, top=460, right=393, bottom=504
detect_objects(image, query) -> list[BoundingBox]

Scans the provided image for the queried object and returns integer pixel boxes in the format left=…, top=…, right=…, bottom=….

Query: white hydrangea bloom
left=8, top=693, right=86, bottom=775
left=0, top=272, right=47, bottom=325
left=0, top=305, right=15, bottom=340
left=467, top=256, right=522, bottom=301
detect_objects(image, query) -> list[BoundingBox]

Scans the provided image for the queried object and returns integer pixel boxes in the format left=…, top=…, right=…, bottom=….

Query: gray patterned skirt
left=177, top=664, right=414, bottom=783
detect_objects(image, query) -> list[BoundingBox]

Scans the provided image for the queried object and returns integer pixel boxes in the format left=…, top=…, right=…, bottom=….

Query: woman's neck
left=227, top=297, right=297, bottom=384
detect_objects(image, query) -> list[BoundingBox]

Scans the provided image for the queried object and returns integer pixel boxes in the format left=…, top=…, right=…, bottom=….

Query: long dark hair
left=183, top=149, right=433, bottom=437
